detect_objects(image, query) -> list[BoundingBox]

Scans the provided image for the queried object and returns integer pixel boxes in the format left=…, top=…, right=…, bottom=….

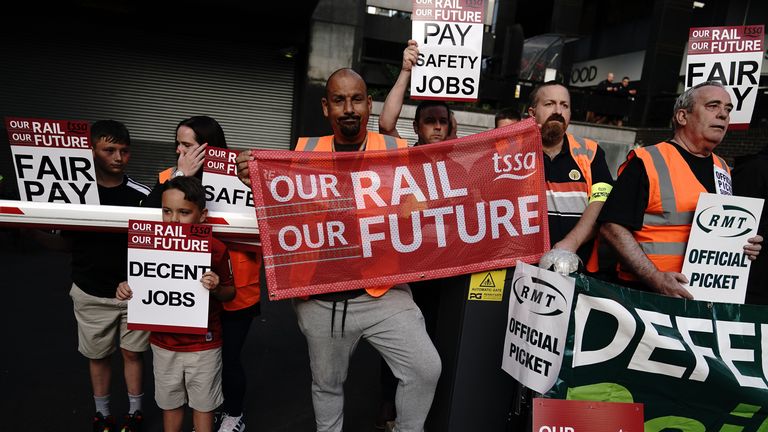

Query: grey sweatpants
left=295, top=285, right=442, bottom=432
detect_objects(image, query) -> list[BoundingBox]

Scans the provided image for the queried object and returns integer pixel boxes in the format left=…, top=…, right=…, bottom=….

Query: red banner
left=533, top=398, right=644, bottom=432
left=248, top=118, right=549, bottom=300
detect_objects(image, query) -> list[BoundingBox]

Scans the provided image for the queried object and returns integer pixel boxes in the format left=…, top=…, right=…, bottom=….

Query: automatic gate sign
left=685, top=25, right=764, bottom=129
left=127, top=220, right=212, bottom=334
left=5, top=117, right=99, bottom=204
left=248, top=118, right=550, bottom=300
left=410, top=0, right=486, bottom=101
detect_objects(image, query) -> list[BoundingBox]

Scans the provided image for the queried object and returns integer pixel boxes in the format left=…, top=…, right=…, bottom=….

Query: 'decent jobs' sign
left=203, top=147, right=254, bottom=215
left=127, top=220, right=212, bottom=334
left=5, top=117, right=99, bottom=204
left=685, top=25, right=764, bottom=129
left=411, top=0, right=485, bottom=102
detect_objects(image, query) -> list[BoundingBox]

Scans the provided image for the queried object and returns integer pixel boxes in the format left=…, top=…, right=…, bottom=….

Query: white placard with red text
left=127, top=220, right=212, bottom=334
left=685, top=25, right=764, bottom=129
left=5, top=117, right=99, bottom=204
left=411, top=0, right=485, bottom=101
left=202, top=147, right=254, bottom=215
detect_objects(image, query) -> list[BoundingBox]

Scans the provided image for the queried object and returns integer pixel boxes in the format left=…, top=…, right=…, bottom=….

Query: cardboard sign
left=203, top=147, right=254, bottom=215
left=5, top=117, right=99, bottom=204
left=410, top=0, right=485, bottom=101
left=685, top=25, right=764, bottom=129
left=532, top=398, right=644, bottom=432
left=682, top=193, right=764, bottom=304
left=248, top=118, right=549, bottom=299
left=127, top=220, right=212, bottom=334
left=501, top=262, right=574, bottom=394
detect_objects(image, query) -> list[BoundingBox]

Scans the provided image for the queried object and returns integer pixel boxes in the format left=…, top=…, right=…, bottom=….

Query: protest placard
left=248, top=118, right=549, bottom=299
left=127, top=220, right=212, bottom=334
left=203, top=146, right=254, bottom=215
left=410, top=0, right=485, bottom=101
left=501, top=261, right=574, bottom=394
left=5, top=117, right=99, bottom=204
left=685, top=25, right=764, bottom=129
left=681, top=192, right=764, bottom=303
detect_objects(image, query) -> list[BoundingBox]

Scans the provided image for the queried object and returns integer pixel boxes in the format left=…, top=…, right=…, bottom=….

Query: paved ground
left=0, top=230, right=384, bottom=432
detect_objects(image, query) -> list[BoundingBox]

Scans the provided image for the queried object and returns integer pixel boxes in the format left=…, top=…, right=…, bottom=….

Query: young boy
left=116, top=176, right=234, bottom=432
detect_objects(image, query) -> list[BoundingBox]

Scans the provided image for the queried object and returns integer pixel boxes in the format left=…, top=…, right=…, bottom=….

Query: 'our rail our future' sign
left=5, top=117, right=99, bottom=204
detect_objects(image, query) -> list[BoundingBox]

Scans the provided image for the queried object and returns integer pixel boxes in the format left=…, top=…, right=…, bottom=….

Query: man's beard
left=541, top=114, right=566, bottom=145
left=339, top=117, right=361, bottom=138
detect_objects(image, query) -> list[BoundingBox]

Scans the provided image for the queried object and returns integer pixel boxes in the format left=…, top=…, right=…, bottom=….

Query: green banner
left=548, top=274, right=768, bottom=431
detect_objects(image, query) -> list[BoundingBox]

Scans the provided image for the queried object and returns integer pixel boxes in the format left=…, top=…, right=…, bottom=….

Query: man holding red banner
left=236, top=68, right=441, bottom=432
left=528, top=82, right=614, bottom=274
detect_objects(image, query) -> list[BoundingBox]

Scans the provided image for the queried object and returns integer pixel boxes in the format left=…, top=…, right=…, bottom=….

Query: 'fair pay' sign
left=127, top=220, right=212, bottom=334
left=682, top=193, right=764, bottom=304
left=5, top=117, right=99, bottom=204
left=685, top=25, right=764, bottom=129
left=411, top=0, right=485, bottom=101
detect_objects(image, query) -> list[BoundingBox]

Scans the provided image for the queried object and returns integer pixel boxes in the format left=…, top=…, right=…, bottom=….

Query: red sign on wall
left=533, top=398, right=644, bottom=432
left=248, top=118, right=550, bottom=300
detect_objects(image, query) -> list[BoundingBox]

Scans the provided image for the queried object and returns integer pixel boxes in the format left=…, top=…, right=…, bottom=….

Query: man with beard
left=235, top=68, right=442, bottom=432
left=527, top=81, right=614, bottom=273
left=598, top=81, right=762, bottom=298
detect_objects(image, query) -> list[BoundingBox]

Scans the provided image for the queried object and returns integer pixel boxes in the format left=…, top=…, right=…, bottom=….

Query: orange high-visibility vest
left=565, top=133, right=601, bottom=273
left=617, top=141, right=730, bottom=281
left=295, top=132, right=407, bottom=297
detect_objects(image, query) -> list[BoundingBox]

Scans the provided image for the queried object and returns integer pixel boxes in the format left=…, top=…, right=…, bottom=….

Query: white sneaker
left=218, top=414, right=246, bottom=432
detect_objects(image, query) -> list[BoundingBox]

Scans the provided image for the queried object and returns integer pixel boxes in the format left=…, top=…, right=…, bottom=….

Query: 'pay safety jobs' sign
left=685, top=25, right=764, bottom=129
left=248, top=118, right=550, bottom=300
left=411, top=0, right=485, bottom=101
left=127, top=220, right=212, bottom=334
left=5, top=117, right=99, bottom=204
left=682, top=193, right=764, bottom=304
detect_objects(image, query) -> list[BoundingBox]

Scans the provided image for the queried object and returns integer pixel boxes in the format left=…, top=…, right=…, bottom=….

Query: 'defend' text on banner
left=248, top=118, right=550, bottom=300
left=550, top=274, right=768, bottom=431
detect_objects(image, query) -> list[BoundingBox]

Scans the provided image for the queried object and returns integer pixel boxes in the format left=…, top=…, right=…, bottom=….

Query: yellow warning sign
left=468, top=269, right=507, bottom=301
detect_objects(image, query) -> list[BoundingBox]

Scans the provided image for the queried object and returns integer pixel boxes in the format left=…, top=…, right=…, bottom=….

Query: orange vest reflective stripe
left=617, top=142, right=730, bottom=281
left=295, top=132, right=407, bottom=298
left=566, top=133, right=601, bottom=273
left=295, top=133, right=406, bottom=152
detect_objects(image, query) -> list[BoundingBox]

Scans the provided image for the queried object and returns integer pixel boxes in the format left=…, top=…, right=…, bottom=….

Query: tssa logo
left=493, top=152, right=536, bottom=180
left=511, top=275, right=567, bottom=316
left=695, top=205, right=757, bottom=238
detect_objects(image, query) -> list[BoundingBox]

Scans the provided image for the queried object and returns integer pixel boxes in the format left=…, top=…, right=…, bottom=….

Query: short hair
left=325, top=68, right=367, bottom=98
left=672, top=81, right=727, bottom=129
left=528, top=81, right=566, bottom=108
left=414, top=100, right=453, bottom=134
left=495, top=107, right=521, bottom=123
left=91, top=120, right=130, bottom=146
left=163, top=176, right=206, bottom=211
left=622, top=76, right=630, bottom=81
left=176, top=115, right=227, bottom=149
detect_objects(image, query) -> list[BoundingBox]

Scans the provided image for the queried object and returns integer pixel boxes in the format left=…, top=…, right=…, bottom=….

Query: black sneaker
left=93, top=412, right=117, bottom=432
left=120, top=410, right=143, bottom=432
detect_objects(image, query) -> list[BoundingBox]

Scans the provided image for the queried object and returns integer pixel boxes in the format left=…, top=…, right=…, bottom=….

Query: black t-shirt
left=67, top=176, right=150, bottom=298
left=598, top=141, right=716, bottom=231
left=545, top=136, right=614, bottom=264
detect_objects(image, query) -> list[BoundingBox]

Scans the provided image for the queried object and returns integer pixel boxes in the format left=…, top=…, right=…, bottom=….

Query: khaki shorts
left=151, top=345, right=223, bottom=412
left=70, top=283, right=149, bottom=359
